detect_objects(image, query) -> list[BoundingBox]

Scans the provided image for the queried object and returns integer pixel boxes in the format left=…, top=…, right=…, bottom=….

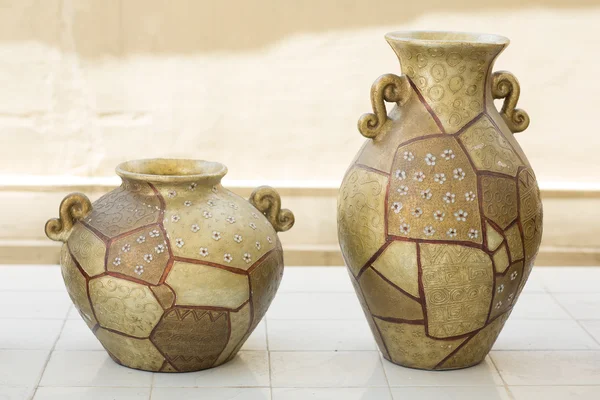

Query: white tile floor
left=0, top=265, right=599, bottom=400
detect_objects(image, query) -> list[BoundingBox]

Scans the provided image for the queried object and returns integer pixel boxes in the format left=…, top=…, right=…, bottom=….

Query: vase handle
left=357, top=73, right=411, bottom=139
left=491, top=71, right=530, bottom=133
left=45, top=193, right=93, bottom=243
left=249, top=186, right=294, bottom=233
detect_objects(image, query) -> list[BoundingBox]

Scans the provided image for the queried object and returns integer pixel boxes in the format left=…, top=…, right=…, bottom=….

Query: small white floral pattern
left=112, top=257, right=121, bottom=266
left=226, top=216, right=236, bottom=224
left=167, top=190, right=177, bottom=198
left=412, top=208, right=423, bottom=217
left=510, top=271, right=518, bottom=281
left=508, top=293, right=515, bottom=302
left=497, top=284, right=505, bottom=293
left=136, top=236, right=146, bottom=244
left=229, top=203, right=239, bottom=210
left=468, top=228, right=479, bottom=239
left=495, top=301, right=503, bottom=309
left=424, top=225, right=435, bottom=236
left=191, top=224, right=200, bottom=233
left=454, top=210, right=468, bottom=221
left=441, top=149, right=455, bottom=160
left=403, top=151, right=414, bottom=161
left=184, top=200, right=192, bottom=207
left=234, top=234, right=243, bottom=243
left=433, top=210, right=445, bottom=221
left=212, top=231, right=221, bottom=241
left=188, top=183, right=197, bottom=191
left=149, top=230, right=160, bottom=238
left=434, top=173, right=447, bottom=184
left=397, top=185, right=409, bottom=196
left=249, top=222, right=257, bottom=230
left=266, top=236, right=273, bottom=244
left=199, top=247, right=209, bottom=257
left=143, top=254, right=153, bottom=263
left=465, top=191, right=476, bottom=202
left=212, top=186, right=218, bottom=193
left=425, top=153, right=436, bottom=166
left=155, top=244, right=165, bottom=254
left=447, top=228, right=457, bottom=238
left=443, top=192, right=456, bottom=204
left=421, top=188, right=432, bottom=200
left=121, top=244, right=131, bottom=252
left=395, top=170, right=406, bottom=180
left=203, top=211, right=212, bottom=219
left=171, top=215, right=180, bottom=223
left=252, top=212, right=259, bottom=219
left=413, top=171, right=425, bottom=182
left=243, top=253, right=252, bottom=263
left=399, top=223, right=410, bottom=234
left=207, top=200, right=216, bottom=207
left=453, top=168, right=466, bottom=181
left=255, top=241, right=261, bottom=250
left=223, top=253, right=233, bottom=263
left=175, top=238, right=185, bottom=248
left=134, top=265, right=144, bottom=276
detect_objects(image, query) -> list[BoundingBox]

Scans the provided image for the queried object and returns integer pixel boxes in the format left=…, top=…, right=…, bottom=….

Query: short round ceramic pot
left=46, top=159, right=294, bottom=372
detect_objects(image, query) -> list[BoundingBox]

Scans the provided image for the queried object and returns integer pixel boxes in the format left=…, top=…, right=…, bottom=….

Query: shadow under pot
left=46, top=158, right=294, bottom=372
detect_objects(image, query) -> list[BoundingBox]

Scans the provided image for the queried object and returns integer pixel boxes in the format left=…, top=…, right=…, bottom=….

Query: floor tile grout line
left=488, top=354, right=515, bottom=400
left=264, top=318, right=273, bottom=398
left=547, top=291, right=600, bottom=347
left=375, top=351, right=394, bottom=398
left=29, top=315, right=69, bottom=399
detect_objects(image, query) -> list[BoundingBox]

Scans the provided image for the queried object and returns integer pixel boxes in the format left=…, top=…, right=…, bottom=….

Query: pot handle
left=358, top=73, right=411, bottom=139
left=45, top=193, right=93, bottom=243
left=491, top=71, right=530, bottom=133
left=249, top=186, right=294, bottom=232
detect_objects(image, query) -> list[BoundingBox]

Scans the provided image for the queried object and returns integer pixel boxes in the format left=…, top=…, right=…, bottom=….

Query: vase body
left=47, top=159, right=294, bottom=372
left=338, top=32, right=543, bottom=370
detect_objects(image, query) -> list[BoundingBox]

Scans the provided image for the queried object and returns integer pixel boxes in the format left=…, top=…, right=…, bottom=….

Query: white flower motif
left=413, top=171, right=425, bottom=182
left=207, top=200, right=216, bottom=207
left=454, top=210, right=468, bottom=221
left=188, top=182, right=197, bottom=191
left=121, top=244, right=131, bottom=253
left=234, top=234, right=243, bottom=243
left=441, top=149, right=455, bottom=160
left=112, top=257, right=121, bottom=266
left=453, top=168, right=466, bottom=181
left=184, top=200, right=192, bottom=207
left=397, top=185, right=409, bottom=196
left=252, top=212, right=259, bottom=219
left=443, top=192, right=456, bottom=204
left=175, top=238, right=185, bottom=248
left=508, top=293, right=515, bottom=303
left=229, top=202, right=239, bottom=210
left=249, top=222, right=257, bottom=230
left=226, top=216, right=236, bottom=224
left=155, top=244, right=165, bottom=254
left=212, top=186, right=218, bottom=193
left=425, top=153, right=436, bottom=166
left=465, top=191, right=476, bottom=202
left=136, top=236, right=146, bottom=244
left=399, top=223, right=410, bottom=235
left=434, top=173, right=447, bottom=184
left=495, top=301, right=503, bottom=309
left=266, top=236, right=273, bottom=244
left=255, top=241, right=261, bottom=250
left=468, top=228, right=479, bottom=239
left=199, top=247, right=209, bottom=257
left=395, top=170, right=407, bottom=180
left=149, top=230, right=160, bottom=238
left=167, top=190, right=177, bottom=198
left=433, top=210, right=445, bottom=221
left=171, top=215, right=180, bottom=223
left=223, top=253, right=233, bottom=263
left=403, top=151, right=415, bottom=161
left=497, top=284, right=505, bottom=293
left=424, top=225, right=435, bottom=236
left=412, top=208, right=423, bottom=217
left=191, top=224, right=200, bottom=233
left=243, top=253, right=252, bottom=263
left=143, top=254, right=153, bottom=263
left=134, top=265, right=144, bottom=275
left=391, top=202, right=403, bottom=214
left=447, top=228, right=457, bottom=237
left=203, top=211, right=212, bottom=219
left=421, top=188, right=432, bottom=200
left=212, top=231, right=221, bottom=241
left=510, top=271, right=518, bottom=281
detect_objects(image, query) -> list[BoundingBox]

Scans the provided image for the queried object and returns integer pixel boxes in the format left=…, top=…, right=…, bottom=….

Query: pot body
left=48, top=160, right=293, bottom=372
left=338, top=32, right=543, bottom=370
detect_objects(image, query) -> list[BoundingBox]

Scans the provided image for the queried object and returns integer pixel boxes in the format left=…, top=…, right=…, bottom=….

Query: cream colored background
left=0, top=0, right=599, bottom=264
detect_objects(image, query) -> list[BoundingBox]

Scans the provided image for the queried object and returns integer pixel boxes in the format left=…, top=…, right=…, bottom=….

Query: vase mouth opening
left=116, top=158, right=228, bottom=184
left=385, top=30, right=509, bottom=46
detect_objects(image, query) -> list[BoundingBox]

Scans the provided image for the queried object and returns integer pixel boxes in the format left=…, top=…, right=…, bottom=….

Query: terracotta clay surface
left=46, top=159, right=293, bottom=372
left=338, top=31, right=543, bottom=370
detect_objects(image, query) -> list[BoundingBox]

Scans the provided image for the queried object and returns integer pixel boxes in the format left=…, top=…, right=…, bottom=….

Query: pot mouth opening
left=116, top=158, right=228, bottom=184
left=385, top=30, right=509, bottom=46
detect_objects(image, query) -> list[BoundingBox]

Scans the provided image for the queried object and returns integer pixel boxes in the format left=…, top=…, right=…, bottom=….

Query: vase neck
left=385, top=31, right=508, bottom=133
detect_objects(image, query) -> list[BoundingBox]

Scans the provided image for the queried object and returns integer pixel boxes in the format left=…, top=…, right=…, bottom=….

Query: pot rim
left=116, top=158, right=228, bottom=184
left=385, top=30, right=510, bottom=46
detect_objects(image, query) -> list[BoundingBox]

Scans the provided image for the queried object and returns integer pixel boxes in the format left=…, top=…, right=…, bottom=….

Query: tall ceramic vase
left=338, top=31, right=543, bottom=370
left=46, top=159, right=294, bottom=372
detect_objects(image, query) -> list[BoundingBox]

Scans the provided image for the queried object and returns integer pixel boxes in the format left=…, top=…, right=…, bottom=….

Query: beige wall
left=1, top=0, right=599, bottom=264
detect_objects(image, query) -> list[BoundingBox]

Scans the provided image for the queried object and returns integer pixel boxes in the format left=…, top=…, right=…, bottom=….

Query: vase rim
left=116, top=158, right=228, bottom=184
left=385, top=30, right=509, bottom=46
